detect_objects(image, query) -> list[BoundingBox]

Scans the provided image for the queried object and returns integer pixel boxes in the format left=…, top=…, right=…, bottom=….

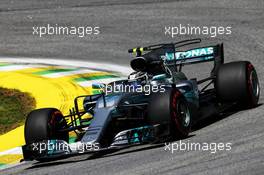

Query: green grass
left=0, top=88, right=36, bottom=134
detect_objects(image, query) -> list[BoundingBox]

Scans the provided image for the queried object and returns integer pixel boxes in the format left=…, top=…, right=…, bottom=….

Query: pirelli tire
left=147, top=88, right=192, bottom=138
left=24, top=108, right=69, bottom=144
left=216, top=61, right=260, bottom=107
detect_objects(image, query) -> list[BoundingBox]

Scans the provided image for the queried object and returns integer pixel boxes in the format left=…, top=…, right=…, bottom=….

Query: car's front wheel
left=24, top=108, right=69, bottom=144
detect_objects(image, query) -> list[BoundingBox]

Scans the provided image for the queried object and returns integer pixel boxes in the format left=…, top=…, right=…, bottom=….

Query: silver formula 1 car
left=22, top=38, right=260, bottom=161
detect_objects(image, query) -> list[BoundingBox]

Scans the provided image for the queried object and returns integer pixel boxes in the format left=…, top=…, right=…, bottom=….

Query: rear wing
left=163, top=44, right=224, bottom=66
left=128, top=39, right=224, bottom=75
left=164, top=44, right=224, bottom=76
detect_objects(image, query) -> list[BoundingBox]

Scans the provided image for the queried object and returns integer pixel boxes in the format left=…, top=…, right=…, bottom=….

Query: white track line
left=0, top=57, right=131, bottom=76
left=0, top=64, right=46, bottom=71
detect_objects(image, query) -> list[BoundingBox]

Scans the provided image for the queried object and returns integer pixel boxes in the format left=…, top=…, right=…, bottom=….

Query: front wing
left=22, top=124, right=168, bottom=161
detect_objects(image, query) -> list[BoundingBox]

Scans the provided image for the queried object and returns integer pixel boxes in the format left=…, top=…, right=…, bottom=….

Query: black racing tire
left=24, top=108, right=69, bottom=144
left=216, top=61, right=260, bottom=107
left=147, top=88, right=191, bottom=138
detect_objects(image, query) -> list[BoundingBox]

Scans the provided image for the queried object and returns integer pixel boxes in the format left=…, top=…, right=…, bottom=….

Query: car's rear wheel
left=24, top=108, right=69, bottom=144
left=147, top=88, right=191, bottom=138
left=216, top=61, right=260, bottom=107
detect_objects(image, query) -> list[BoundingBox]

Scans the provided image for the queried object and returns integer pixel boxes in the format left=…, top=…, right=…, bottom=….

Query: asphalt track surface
left=0, top=0, right=264, bottom=174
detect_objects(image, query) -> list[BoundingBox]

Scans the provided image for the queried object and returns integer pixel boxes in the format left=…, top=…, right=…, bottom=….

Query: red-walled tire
left=147, top=88, right=191, bottom=138
left=25, top=108, right=69, bottom=144
left=216, top=61, right=260, bottom=107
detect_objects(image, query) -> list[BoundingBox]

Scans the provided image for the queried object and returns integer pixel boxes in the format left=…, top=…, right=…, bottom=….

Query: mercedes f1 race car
left=22, top=38, right=260, bottom=161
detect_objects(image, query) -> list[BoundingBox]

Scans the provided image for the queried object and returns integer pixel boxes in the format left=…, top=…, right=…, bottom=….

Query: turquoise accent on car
left=165, top=47, right=214, bottom=61
left=152, top=74, right=167, bottom=80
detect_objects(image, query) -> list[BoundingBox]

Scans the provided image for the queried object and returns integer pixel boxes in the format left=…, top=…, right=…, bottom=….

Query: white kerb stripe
left=0, top=64, right=46, bottom=71
left=0, top=58, right=132, bottom=75
left=0, top=147, right=22, bottom=155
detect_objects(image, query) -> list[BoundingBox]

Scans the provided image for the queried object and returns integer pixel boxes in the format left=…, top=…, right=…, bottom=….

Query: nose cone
left=81, top=107, right=113, bottom=147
